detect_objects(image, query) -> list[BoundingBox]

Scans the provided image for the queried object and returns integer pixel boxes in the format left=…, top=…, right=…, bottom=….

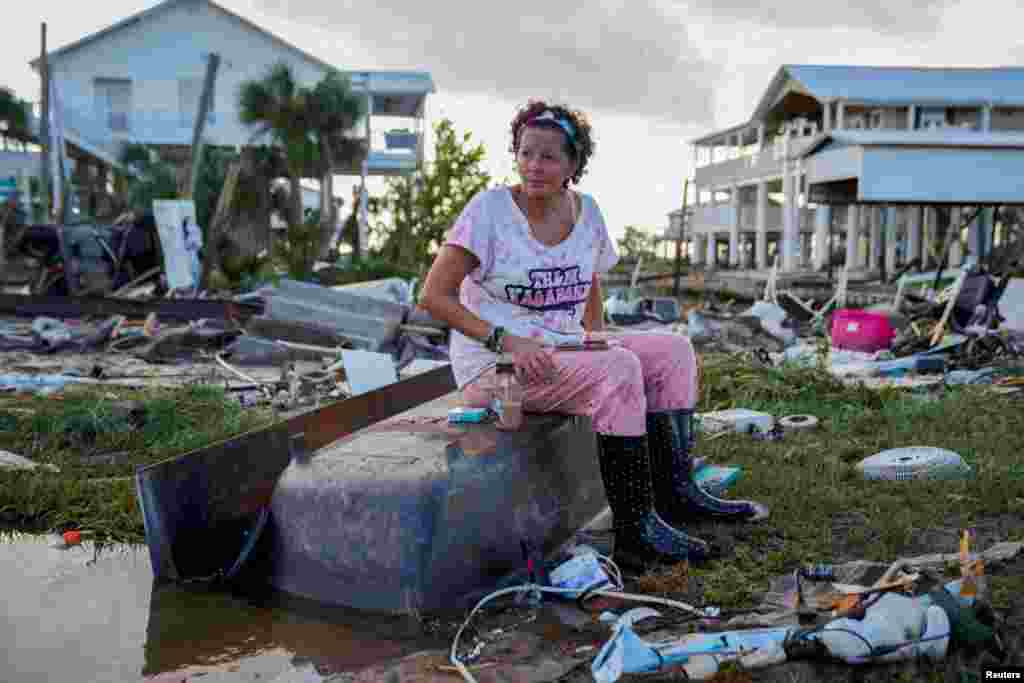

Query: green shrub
left=316, top=255, right=419, bottom=286
left=272, top=219, right=321, bottom=282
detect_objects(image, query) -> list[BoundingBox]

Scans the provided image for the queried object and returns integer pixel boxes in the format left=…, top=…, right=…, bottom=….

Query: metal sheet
left=290, top=364, right=456, bottom=451
left=135, top=364, right=457, bottom=582
left=264, top=279, right=408, bottom=350
left=135, top=426, right=295, bottom=581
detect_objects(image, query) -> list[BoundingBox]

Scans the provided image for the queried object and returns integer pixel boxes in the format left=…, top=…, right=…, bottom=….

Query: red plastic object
left=831, top=309, right=896, bottom=353
left=62, top=530, right=82, bottom=546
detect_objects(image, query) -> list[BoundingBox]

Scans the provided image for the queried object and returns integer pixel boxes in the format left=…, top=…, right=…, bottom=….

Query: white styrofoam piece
left=340, top=349, right=398, bottom=396
left=399, top=359, right=450, bottom=378
left=697, top=409, right=774, bottom=434
left=1000, top=279, right=1024, bottom=331
left=152, top=199, right=198, bottom=289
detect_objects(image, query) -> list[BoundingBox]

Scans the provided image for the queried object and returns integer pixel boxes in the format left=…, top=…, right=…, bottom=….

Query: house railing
left=691, top=203, right=816, bottom=233
left=738, top=203, right=783, bottom=230
left=690, top=204, right=735, bottom=231
left=694, top=132, right=822, bottom=189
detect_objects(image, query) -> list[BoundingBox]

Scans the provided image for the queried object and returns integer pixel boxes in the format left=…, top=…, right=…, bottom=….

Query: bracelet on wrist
left=485, top=326, right=506, bottom=353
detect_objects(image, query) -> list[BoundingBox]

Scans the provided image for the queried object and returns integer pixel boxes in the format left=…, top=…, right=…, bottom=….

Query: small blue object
left=592, top=618, right=667, bottom=682
left=0, top=374, right=76, bottom=393
left=448, top=407, right=492, bottom=424
left=800, top=564, right=835, bottom=581
left=693, top=464, right=741, bottom=497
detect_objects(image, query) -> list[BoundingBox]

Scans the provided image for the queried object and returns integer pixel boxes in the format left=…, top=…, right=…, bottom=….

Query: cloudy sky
left=5, top=0, right=1024, bottom=241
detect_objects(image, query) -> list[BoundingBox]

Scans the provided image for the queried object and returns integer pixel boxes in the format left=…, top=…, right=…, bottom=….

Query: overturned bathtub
left=135, top=365, right=607, bottom=612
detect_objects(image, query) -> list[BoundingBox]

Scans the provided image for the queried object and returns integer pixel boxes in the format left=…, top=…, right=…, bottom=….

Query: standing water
left=0, top=534, right=446, bottom=682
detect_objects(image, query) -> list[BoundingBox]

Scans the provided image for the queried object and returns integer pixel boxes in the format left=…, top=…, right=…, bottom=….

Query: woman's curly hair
left=509, top=100, right=595, bottom=187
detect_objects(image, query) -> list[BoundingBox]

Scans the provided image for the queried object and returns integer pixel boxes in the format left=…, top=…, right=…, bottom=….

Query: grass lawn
left=0, top=384, right=273, bottom=544
left=691, top=354, right=1023, bottom=604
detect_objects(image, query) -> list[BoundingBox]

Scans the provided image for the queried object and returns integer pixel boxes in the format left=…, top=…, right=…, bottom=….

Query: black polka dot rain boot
left=596, top=433, right=711, bottom=572
left=645, top=409, right=768, bottom=525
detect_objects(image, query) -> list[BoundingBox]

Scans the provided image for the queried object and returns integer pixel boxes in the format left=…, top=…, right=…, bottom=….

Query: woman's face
left=515, top=126, right=576, bottom=199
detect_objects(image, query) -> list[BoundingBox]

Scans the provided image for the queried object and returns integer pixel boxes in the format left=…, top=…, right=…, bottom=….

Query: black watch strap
left=485, top=326, right=506, bottom=353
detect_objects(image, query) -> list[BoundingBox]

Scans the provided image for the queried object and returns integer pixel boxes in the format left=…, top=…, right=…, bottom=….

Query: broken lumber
left=0, top=293, right=261, bottom=324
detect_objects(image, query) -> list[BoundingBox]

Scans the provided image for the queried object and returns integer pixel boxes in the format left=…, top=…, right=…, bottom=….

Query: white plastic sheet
left=153, top=200, right=199, bottom=289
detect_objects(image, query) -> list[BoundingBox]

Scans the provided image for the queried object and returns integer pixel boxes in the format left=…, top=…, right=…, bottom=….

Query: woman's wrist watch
left=485, top=326, right=506, bottom=353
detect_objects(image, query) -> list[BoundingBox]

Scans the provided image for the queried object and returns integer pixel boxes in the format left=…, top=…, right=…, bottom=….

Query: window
left=846, top=114, right=866, bottom=130
left=94, top=78, right=132, bottom=132
left=179, top=77, right=216, bottom=126
left=918, top=107, right=947, bottom=130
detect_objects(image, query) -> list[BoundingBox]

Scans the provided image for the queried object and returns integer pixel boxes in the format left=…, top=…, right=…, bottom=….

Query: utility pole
left=39, top=22, right=51, bottom=222
left=673, top=177, right=690, bottom=297
left=351, top=182, right=362, bottom=262
left=185, top=52, right=221, bottom=200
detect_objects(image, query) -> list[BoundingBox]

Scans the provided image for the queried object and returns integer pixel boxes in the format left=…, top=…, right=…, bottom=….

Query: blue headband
left=528, top=110, right=577, bottom=146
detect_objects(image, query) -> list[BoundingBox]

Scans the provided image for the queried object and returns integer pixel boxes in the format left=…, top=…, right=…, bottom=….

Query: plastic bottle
left=492, top=354, right=523, bottom=430
left=815, top=593, right=947, bottom=663
left=958, top=529, right=987, bottom=602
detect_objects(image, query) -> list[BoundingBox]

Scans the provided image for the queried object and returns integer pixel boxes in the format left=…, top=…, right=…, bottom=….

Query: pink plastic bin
left=831, top=309, right=896, bottom=353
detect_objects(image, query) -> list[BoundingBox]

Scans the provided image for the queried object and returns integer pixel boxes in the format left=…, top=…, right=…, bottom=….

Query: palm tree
left=306, top=70, right=366, bottom=258
left=0, top=87, right=32, bottom=150
left=237, top=62, right=314, bottom=231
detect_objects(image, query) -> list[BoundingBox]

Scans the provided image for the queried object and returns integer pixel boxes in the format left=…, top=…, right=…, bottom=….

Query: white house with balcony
left=25, top=0, right=433, bottom=218
left=683, top=65, right=1024, bottom=275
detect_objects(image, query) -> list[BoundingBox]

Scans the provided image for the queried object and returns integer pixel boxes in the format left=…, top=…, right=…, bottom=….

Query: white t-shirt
left=444, top=186, right=619, bottom=388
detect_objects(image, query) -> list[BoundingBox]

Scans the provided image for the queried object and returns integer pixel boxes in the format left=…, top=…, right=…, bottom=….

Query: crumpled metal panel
left=263, top=279, right=408, bottom=351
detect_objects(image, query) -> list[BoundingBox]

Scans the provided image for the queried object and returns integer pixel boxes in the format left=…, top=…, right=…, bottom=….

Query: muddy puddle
left=0, top=534, right=448, bottom=682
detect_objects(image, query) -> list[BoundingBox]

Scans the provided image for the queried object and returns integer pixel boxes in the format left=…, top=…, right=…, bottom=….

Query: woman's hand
left=502, top=334, right=557, bottom=385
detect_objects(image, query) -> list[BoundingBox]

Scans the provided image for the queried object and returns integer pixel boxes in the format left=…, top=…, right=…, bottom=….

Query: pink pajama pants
left=463, top=333, right=699, bottom=436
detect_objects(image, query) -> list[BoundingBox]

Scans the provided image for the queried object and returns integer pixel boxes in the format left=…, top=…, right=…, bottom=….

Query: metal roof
left=753, top=65, right=1024, bottom=120
left=29, top=0, right=435, bottom=94
left=694, top=64, right=1024, bottom=145
left=351, top=72, right=436, bottom=96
